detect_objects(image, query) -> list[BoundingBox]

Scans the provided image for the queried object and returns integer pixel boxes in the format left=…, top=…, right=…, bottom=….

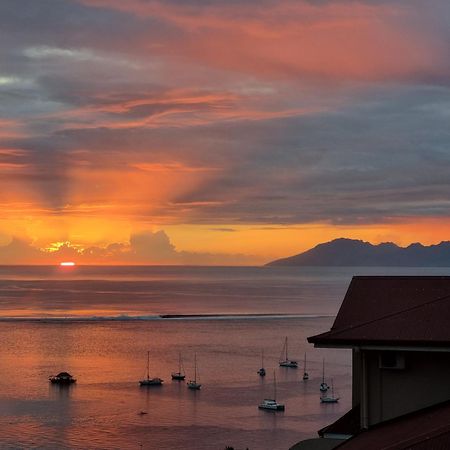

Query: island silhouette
left=267, top=238, right=450, bottom=267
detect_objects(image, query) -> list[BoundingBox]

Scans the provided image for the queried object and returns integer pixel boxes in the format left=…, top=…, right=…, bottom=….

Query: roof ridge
left=328, top=291, right=450, bottom=337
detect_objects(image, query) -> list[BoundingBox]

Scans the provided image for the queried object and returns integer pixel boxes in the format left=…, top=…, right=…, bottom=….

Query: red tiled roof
left=335, top=400, right=450, bottom=450
left=309, top=276, right=450, bottom=347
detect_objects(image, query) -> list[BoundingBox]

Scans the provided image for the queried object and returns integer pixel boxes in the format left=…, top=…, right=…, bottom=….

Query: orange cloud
left=77, top=0, right=446, bottom=82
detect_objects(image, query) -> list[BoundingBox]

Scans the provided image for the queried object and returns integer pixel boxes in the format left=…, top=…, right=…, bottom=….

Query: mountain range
left=267, top=238, right=450, bottom=267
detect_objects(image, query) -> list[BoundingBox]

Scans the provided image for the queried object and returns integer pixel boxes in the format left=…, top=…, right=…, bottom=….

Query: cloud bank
left=0, top=0, right=449, bottom=261
left=0, top=231, right=256, bottom=265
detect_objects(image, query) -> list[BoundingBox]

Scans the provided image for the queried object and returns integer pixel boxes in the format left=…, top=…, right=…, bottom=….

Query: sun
left=59, top=262, right=76, bottom=266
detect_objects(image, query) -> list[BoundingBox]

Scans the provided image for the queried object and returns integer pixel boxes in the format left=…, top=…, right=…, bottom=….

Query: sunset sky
left=0, top=0, right=449, bottom=264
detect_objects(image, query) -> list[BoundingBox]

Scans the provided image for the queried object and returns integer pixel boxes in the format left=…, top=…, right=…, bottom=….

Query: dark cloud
left=0, top=0, right=449, bottom=236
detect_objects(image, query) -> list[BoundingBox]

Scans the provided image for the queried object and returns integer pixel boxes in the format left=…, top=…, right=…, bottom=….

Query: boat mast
left=179, top=352, right=182, bottom=374
left=147, top=351, right=150, bottom=380
left=322, top=358, right=325, bottom=384
left=262, top=349, right=264, bottom=367
left=273, top=371, right=277, bottom=401
left=285, top=337, right=288, bottom=361
left=304, top=352, right=307, bottom=372
left=194, top=353, right=197, bottom=382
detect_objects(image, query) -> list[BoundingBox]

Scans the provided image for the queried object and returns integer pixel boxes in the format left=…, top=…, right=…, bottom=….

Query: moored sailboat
left=319, top=358, right=329, bottom=392
left=139, top=351, right=163, bottom=386
left=187, top=353, right=201, bottom=390
left=302, top=352, right=309, bottom=380
left=320, top=378, right=339, bottom=403
left=257, top=349, right=266, bottom=377
left=279, top=337, right=298, bottom=368
left=171, top=352, right=186, bottom=381
left=258, top=371, right=285, bottom=411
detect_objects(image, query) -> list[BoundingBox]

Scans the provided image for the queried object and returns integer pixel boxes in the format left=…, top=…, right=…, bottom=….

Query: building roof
left=318, top=405, right=360, bottom=438
left=335, top=400, right=450, bottom=449
left=308, top=276, right=450, bottom=348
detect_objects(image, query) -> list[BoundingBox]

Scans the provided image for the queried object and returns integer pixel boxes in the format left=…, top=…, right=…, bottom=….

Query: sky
left=0, top=0, right=449, bottom=264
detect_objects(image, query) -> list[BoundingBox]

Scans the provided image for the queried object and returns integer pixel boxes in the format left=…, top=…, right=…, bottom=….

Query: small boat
left=279, top=337, right=298, bottom=368
left=320, top=358, right=329, bottom=392
left=139, top=351, right=163, bottom=386
left=320, top=379, right=339, bottom=403
left=171, top=352, right=186, bottom=381
left=187, top=354, right=201, bottom=390
left=257, top=349, right=266, bottom=377
left=49, top=371, right=76, bottom=384
left=302, top=352, right=309, bottom=381
left=258, top=371, right=285, bottom=411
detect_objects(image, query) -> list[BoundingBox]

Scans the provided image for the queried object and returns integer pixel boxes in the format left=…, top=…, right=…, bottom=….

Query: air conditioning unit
left=379, top=352, right=405, bottom=370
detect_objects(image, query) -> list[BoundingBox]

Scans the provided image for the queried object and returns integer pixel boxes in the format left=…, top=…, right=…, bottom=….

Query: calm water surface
left=0, top=265, right=446, bottom=449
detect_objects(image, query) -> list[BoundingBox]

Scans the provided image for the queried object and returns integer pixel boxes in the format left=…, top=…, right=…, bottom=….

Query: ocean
left=0, top=265, right=446, bottom=449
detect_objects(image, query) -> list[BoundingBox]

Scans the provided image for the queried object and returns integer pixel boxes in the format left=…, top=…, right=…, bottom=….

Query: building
left=292, top=276, right=450, bottom=449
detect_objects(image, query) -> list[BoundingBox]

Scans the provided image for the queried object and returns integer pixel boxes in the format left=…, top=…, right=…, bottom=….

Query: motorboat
left=49, top=372, right=76, bottom=384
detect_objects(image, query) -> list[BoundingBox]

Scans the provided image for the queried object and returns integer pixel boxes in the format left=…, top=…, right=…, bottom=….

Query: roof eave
left=310, top=338, right=450, bottom=352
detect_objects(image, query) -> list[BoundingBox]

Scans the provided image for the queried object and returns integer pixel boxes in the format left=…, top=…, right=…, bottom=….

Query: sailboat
left=171, top=352, right=186, bottom=381
left=257, top=349, right=266, bottom=377
left=319, top=358, right=329, bottom=392
left=139, top=351, right=163, bottom=386
left=320, top=378, right=339, bottom=403
left=279, top=337, right=298, bottom=368
left=302, top=353, right=309, bottom=381
left=258, top=371, right=285, bottom=411
left=187, top=354, right=201, bottom=390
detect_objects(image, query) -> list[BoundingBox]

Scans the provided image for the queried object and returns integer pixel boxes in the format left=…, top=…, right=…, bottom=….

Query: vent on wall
left=379, top=352, right=405, bottom=370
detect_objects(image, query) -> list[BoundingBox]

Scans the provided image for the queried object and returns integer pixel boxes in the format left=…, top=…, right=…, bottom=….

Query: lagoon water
left=0, top=265, right=446, bottom=449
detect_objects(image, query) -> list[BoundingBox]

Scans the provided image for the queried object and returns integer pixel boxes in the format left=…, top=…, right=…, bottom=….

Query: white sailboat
left=171, top=352, right=186, bottom=381
left=257, top=349, right=266, bottom=377
left=139, top=351, right=163, bottom=386
left=302, top=352, right=309, bottom=381
left=320, top=358, right=329, bottom=392
left=320, top=378, right=339, bottom=403
left=187, top=354, right=201, bottom=390
left=279, top=337, right=298, bottom=368
left=258, top=371, right=285, bottom=411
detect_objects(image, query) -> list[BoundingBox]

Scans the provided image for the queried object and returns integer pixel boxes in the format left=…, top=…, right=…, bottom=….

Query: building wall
left=352, top=349, right=361, bottom=408
left=359, top=350, right=450, bottom=426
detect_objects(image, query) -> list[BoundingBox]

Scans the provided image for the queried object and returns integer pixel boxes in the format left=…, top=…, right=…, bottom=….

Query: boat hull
left=320, top=397, right=339, bottom=403
left=279, top=361, right=298, bottom=368
left=49, top=378, right=76, bottom=384
left=171, top=373, right=185, bottom=380
left=139, top=378, right=163, bottom=386
left=258, top=400, right=285, bottom=411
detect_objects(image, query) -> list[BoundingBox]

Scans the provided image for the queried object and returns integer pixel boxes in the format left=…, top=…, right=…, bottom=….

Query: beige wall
left=357, top=350, right=450, bottom=426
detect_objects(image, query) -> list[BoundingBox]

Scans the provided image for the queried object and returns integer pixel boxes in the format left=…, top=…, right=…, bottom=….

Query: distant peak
left=267, top=238, right=450, bottom=267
